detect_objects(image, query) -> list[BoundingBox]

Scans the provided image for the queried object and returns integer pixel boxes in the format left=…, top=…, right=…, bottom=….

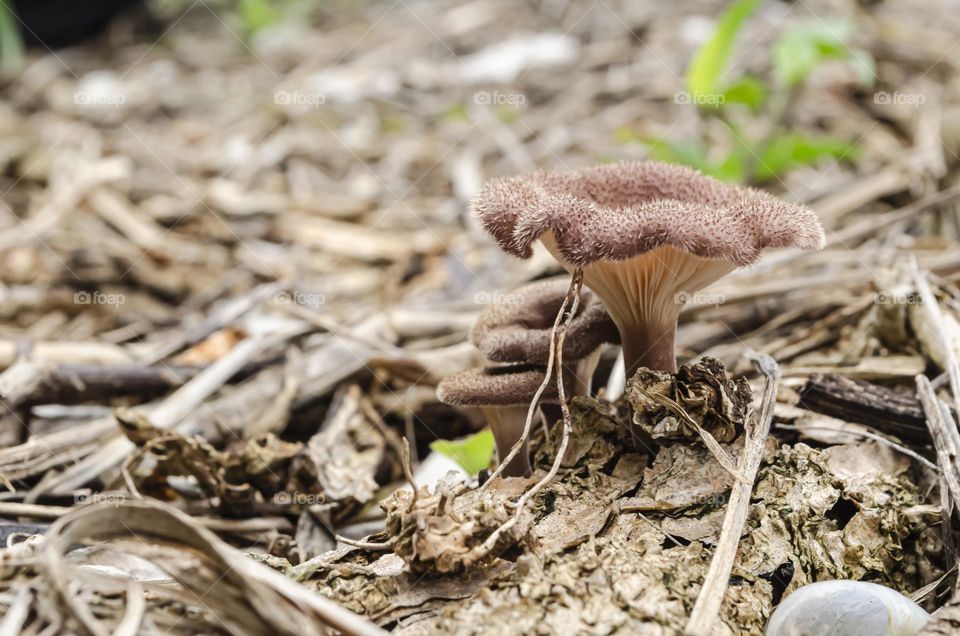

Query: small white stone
left=766, top=580, right=929, bottom=636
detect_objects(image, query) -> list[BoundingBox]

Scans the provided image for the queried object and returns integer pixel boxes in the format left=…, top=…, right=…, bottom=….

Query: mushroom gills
left=541, top=234, right=734, bottom=376
left=765, top=580, right=930, bottom=636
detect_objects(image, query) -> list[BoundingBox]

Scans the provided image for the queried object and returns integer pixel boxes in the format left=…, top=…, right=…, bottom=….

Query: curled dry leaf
left=120, top=407, right=307, bottom=516
left=289, top=386, right=403, bottom=521
left=381, top=476, right=532, bottom=574
left=628, top=357, right=752, bottom=443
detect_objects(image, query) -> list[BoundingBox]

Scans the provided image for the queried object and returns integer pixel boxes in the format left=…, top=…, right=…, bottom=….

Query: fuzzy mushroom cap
left=470, top=278, right=620, bottom=364
left=436, top=364, right=573, bottom=407
left=472, top=160, right=824, bottom=267
left=473, top=161, right=825, bottom=374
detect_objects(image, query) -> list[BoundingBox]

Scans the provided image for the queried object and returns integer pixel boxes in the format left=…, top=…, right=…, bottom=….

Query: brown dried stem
left=464, top=268, right=583, bottom=565
left=479, top=270, right=582, bottom=490
left=685, top=351, right=780, bottom=636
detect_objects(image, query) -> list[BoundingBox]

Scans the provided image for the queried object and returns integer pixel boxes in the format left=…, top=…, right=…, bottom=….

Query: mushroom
left=471, top=277, right=619, bottom=394
left=472, top=160, right=824, bottom=376
left=437, top=364, right=573, bottom=477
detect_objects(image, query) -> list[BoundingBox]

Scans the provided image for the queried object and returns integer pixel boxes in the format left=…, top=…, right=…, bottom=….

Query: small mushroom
left=437, top=364, right=573, bottom=477
left=473, top=161, right=824, bottom=376
left=471, top=277, right=619, bottom=394
left=766, top=580, right=929, bottom=636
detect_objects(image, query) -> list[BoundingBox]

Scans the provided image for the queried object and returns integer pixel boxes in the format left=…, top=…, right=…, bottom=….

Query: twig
left=143, top=281, right=288, bottom=364
left=30, top=327, right=304, bottom=496
left=399, top=437, right=419, bottom=512
left=480, top=269, right=581, bottom=489
left=913, top=258, right=960, bottom=417
left=42, top=500, right=387, bottom=636
left=774, top=423, right=940, bottom=474
left=634, top=511, right=683, bottom=548
left=335, top=535, right=394, bottom=551
left=0, top=587, right=30, bottom=635
left=685, top=351, right=780, bottom=636
left=908, top=566, right=957, bottom=603
left=916, top=375, right=960, bottom=545
left=275, top=301, right=406, bottom=356
left=463, top=268, right=583, bottom=565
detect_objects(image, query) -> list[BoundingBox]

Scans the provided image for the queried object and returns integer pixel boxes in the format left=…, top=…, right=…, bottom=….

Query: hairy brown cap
left=471, top=278, right=620, bottom=363
left=436, top=364, right=573, bottom=407
left=472, top=160, right=825, bottom=267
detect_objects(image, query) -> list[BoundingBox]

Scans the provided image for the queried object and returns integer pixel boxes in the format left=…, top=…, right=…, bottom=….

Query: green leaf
left=238, top=0, right=282, bottom=36
left=430, top=429, right=495, bottom=475
left=442, top=103, right=469, bottom=122
left=645, top=138, right=710, bottom=172
left=0, top=1, right=23, bottom=78
left=705, top=150, right=748, bottom=183
left=686, top=0, right=762, bottom=106
left=721, top=75, right=767, bottom=112
left=755, top=134, right=856, bottom=181
left=612, top=127, right=644, bottom=145
left=773, top=19, right=873, bottom=88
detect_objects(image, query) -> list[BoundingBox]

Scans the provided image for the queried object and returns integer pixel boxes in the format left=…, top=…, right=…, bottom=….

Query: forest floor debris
left=2, top=0, right=960, bottom=632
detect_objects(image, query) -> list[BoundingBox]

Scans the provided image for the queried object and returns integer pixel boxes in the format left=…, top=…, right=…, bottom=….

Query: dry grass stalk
left=463, top=268, right=583, bottom=566
left=37, top=500, right=385, bottom=635
left=685, top=351, right=780, bottom=636
left=479, top=270, right=583, bottom=488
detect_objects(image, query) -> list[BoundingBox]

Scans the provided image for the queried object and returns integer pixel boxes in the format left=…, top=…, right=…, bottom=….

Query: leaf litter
left=1, top=0, right=960, bottom=633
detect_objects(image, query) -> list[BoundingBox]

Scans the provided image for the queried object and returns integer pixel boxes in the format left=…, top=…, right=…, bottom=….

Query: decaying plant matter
left=1, top=0, right=960, bottom=632
left=629, top=357, right=752, bottom=443
left=305, top=376, right=941, bottom=634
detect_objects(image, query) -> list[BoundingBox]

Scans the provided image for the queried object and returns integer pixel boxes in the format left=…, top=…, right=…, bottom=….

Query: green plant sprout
left=148, top=0, right=309, bottom=39
left=238, top=0, right=283, bottom=37
left=430, top=428, right=496, bottom=476
left=634, top=0, right=874, bottom=184
left=0, top=1, right=24, bottom=79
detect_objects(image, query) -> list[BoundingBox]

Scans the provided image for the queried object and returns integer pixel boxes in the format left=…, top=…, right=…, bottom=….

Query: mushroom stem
left=620, top=323, right=677, bottom=377
left=482, top=406, right=531, bottom=477
left=574, top=348, right=603, bottom=395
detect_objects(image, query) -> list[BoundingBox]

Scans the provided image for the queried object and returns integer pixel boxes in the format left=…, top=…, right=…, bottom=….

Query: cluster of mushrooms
left=438, top=279, right=618, bottom=476
left=438, top=160, right=825, bottom=479
left=434, top=160, right=939, bottom=635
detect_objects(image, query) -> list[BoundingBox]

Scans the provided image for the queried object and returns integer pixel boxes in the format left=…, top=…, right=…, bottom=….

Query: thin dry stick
left=685, top=351, right=780, bottom=636
left=916, top=375, right=960, bottom=516
left=0, top=587, right=31, bottom=636
left=463, top=269, right=583, bottom=564
left=913, top=258, right=960, bottom=417
left=113, top=581, right=145, bottom=636
left=335, top=535, right=394, bottom=551
left=358, top=398, right=417, bottom=487
left=908, top=566, right=957, bottom=604
left=42, top=500, right=387, bottom=636
left=912, top=259, right=960, bottom=570
left=634, top=511, right=683, bottom=548
left=399, top=437, right=419, bottom=512
left=479, top=269, right=582, bottom=490
left=774, top=423, right=940, bottom=473
left=916, top=374, right=960, bottom=573
left=31, top=327, right=304, bottom=497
